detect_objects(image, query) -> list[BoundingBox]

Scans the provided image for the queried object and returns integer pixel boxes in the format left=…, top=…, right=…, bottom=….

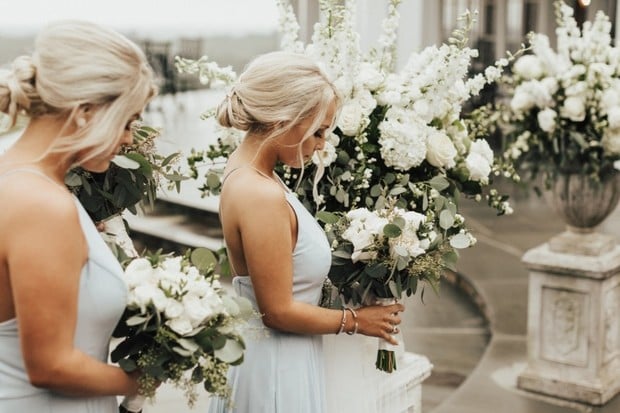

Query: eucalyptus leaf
left=383, top=223, right=402, bottom=238
left=214, top=339, right=244, bottom=363
left=428, top=175, right=450, bottom=191
left=190, top=247, right=217, bottom=273
left=111, top=155, right=140, bottom=170
left=439, top=209, right=455, bottom=229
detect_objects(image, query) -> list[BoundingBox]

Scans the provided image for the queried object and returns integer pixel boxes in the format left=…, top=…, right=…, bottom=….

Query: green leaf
left=442, top=249, right=459, bottom=272
left=206, top=172, right=221, bottom=190
left=190, top=248, right=217, bottom=274
left=214, top=339, right=245, bottom=363
left=111, top=155, right=140, bottom=170
left=316, top=211, right=339, bottom=224
left=383, top=223, right=402, bottom=238
left=392, top=216, right=406, bottom=229
left=370, top=184, right=382, bottom=197
left=389, top=187, right=407, bottom=196
left=365, top=263, right=388, bottom=279
left=429, top=176, right=450, bottom=191
left=118, top=358, right=138, bottom=373
left=439, top=209, right=455, bottom=229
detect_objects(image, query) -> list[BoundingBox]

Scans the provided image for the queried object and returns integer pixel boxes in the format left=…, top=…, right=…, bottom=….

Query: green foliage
left=65, top=124, right=187, bottom=222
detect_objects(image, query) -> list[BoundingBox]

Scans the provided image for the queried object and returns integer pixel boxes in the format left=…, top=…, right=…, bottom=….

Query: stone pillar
left=517, top=243, right=620, bottom=405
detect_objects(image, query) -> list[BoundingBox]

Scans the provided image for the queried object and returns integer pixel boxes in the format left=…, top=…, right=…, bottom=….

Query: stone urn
left=544, top=170, right=620, bottom=256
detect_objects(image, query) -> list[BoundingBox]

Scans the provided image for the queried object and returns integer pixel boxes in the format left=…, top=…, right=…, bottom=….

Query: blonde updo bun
left=0, top=55, right=41, bottom=126
left=0, top=20, right=157, bottom=165
left=215, top=51, right=340, bottom=140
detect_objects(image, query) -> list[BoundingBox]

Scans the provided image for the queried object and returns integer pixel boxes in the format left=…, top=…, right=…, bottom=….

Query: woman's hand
left=355, top=303, right=405, bottom=345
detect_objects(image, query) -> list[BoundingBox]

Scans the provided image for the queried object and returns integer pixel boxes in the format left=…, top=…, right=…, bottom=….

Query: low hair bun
left=0, top=55, right=40, bottom=125
left=216, top=88, right=257, bottom=132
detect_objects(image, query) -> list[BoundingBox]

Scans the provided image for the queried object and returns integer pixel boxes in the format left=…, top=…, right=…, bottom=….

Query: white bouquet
left=111, top=248, right=254, bottom=409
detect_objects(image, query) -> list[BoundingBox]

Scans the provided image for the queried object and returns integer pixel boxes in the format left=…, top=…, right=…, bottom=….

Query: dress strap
left=222, top=165, right=290, bottom=193
left=0, top=167, right=67, bottom=192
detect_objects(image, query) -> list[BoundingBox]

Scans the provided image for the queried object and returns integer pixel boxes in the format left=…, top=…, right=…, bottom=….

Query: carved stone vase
left=544, top=170, right=620, bottom=256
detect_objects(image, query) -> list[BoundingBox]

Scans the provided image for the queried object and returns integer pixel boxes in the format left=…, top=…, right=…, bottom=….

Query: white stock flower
left=601, top=88, right=620, bottom=111
left=378, top=113, right=428, bottom=171
left=561, top=95, right=586, bottom=121
left=537, top=108, right=557, bottom=132
left=426, top=130, right=457, bottom=169
left=357, top=62, right=384, bottom=90
left=513, top=54, right=544, bottom=79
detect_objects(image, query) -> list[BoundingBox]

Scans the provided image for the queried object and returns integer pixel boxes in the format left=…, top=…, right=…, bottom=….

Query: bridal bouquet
left=500, top=0, right=620, bottom=186
left=320, top=201, right=472, bottom=372
left=65, top=123, right=185, bottom=257
left=111, top=248, right=254, bottom=408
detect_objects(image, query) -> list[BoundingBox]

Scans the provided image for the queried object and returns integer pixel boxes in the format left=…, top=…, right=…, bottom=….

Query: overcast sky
left=0, top=0, right=280, bottom=38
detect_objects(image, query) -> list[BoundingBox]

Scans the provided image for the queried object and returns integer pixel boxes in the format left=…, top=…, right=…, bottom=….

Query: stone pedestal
left=324, top=334, right=433, bottom=412
left=517, top=243, right=620, bottom=405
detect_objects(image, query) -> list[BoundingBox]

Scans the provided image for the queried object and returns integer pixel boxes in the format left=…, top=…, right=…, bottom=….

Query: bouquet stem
left=374, top=297, right=401, bottom=373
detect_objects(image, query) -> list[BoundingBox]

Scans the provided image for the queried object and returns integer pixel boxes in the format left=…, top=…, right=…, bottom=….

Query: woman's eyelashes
left=314, top=129, right=325, bottom=139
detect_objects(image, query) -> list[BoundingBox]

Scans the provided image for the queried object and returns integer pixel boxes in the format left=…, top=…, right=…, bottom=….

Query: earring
left=76, top=117, right=86, bottom=128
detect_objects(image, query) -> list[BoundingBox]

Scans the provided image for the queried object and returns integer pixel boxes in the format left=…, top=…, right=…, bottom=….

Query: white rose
left=607, top=107, right=620, bottom=129
left=338, top=101, right=365, bottom=136
left=560, top=96, right=586, bottom=122
left=469, top=139, right=494, bottom=164
left=167, top=317, right=193, bottom=336
left=426, top=130, right=457, bottom=169
left=123, top=258, right=153, bottom=288
left=513, top=55, right=544, bottom=79
left=355, top=89, right=377, bottom=116
left=465, top=152, right=492, bottom=183
left=537, top=108, right=557, bottom=132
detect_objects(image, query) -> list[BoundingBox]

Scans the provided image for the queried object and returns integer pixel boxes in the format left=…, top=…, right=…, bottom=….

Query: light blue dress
left=0, top=169, right=127, bottom=413
left=209, top=181, right=332, bottom=413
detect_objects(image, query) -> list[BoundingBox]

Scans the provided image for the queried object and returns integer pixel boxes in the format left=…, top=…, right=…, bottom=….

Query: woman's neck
left=0, top=116, right=72, bottom=184
left=235, top=133, right=278, bottom=176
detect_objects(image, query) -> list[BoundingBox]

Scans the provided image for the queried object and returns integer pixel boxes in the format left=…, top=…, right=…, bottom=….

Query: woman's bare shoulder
left=222, top=168, right=287, bottom=205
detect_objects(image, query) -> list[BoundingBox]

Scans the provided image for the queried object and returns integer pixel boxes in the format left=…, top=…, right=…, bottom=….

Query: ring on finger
left=391, top=325, right=398, bottom=334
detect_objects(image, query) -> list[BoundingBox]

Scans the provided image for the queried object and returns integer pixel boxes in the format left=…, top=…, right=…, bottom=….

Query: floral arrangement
left=65, top=123, right=185, bottom=223
left=500, top=0, right=620, bottom=186
left=320, top=201, right=467, bottom=371
left=65, top=123, right=186, bottom=257
left=178, top=0, right=520, bottom=372
left=111, top=248, right=254, bottom=408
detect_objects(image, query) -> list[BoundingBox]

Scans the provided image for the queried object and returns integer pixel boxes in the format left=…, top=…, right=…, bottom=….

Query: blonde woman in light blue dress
left=207, top=51, right=405, bottom=413
left=0, top=20, right=156, bottom=412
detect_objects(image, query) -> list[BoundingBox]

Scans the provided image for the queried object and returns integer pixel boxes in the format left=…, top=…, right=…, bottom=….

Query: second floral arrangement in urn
left=180, top=0, right=519, bottom=372
left=500, top=0, right=620, bottom=253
